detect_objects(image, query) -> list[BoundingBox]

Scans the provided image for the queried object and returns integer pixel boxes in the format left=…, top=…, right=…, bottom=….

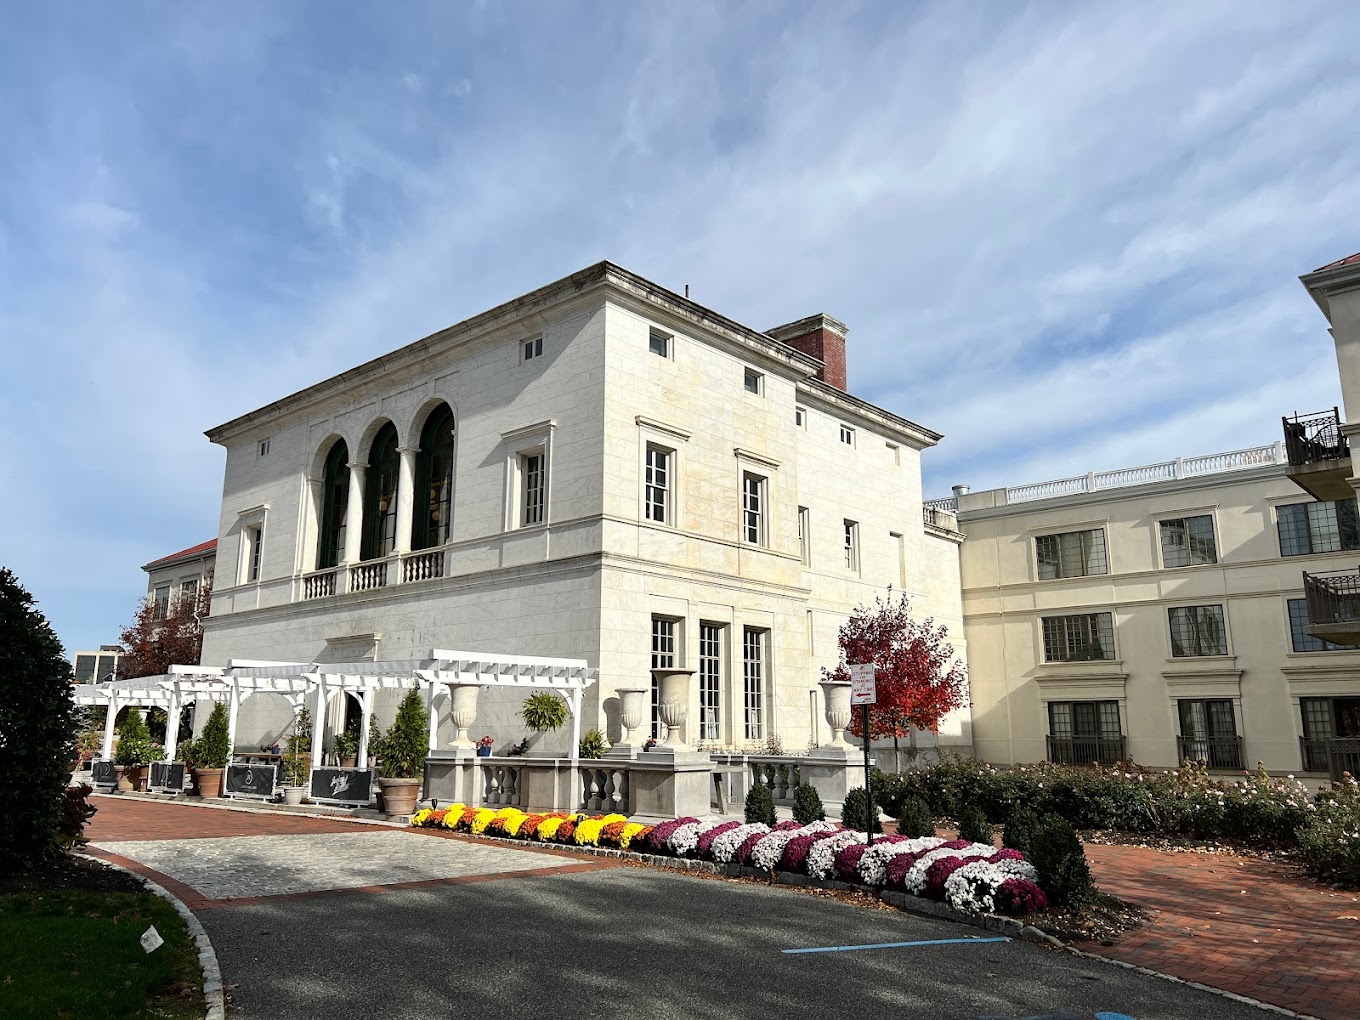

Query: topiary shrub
left=1003, top=805, right=1041, bottom=855
left=841, top=785, right=881, bottom=833
left=745, top=783, right=776, bottom=826
left=0, top=568, right=78, bottom=874
left=894, top=795, right=935, bottom=838
left=956, top=803, right=993, bottom=846
left=113, top=709, right=163, bottom=767
left=578, top=728, right=609, bottom=759
left=372, top=690, right=430, bottom=779
left=1029, top=813, right=1095, bottom=909
left=793, top=783, right=825, bottom=824
left=195, top=701, right=231, bottom=769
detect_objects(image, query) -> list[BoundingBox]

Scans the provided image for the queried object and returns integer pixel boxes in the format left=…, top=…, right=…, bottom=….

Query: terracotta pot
left=339, top=757, right=357, bottom=768
left=377, top=777, right=421, bottom=816
left=117, top=766, right=146, bottom=792
left=193, top=767, right=225, bottom=798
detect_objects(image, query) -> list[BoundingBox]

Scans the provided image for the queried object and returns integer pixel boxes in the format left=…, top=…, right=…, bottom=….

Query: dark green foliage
left=371, top=690, right=430, bottom=779
left=894, top=795, right=935, bottom=838
left=0, top=568, right=78, bottom=873
left=578, top=728, right=609, bottom=759
left=1002, top=805, right=1041, bottom=854
left=520, top=692, right=569, bottom=731
left=1029, top=814, right=1095, bottom=909
left=793, top=783, right=825, bottom=824
left=957, top=803, right=993, bottom=845
left=113, top=709, right=162, bottom=767
left=745, top=783, right=776, bottom=825
left=194, top=702, right=231, bottom=769
left=841, top=785, right=881, bottom=833
left=56, top=784, right=97, bottom=852
left=1298, top=777, right=1360, bottom=887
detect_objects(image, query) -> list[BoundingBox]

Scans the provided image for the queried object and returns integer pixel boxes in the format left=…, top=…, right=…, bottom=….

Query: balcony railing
left=1304, top=568, right=1360, bottom=627
left=1046, top=735, right=1126, bottom=766
left=1283, top=408, right=1349, bottom=467
left=1176, top=735, right=1244, bottom=771
left=301, top=549, right=449, bottom=600
left=1299, top=737, right=1360, bottom=780
left=922, top=505, right=960, bottom=532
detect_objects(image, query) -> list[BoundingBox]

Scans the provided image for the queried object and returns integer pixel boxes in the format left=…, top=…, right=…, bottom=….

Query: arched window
left=317, top=440, right=349, bottom=569
left=414, top=404, right=456, bottom=550
left=361, top=423, right=399, bottom=560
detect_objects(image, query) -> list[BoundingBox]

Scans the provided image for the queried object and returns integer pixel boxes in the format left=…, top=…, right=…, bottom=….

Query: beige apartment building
left=939, top=445, right=1360, bottom=777
left=143, top=539, right=217, bottom=620
left=195, top=261, right=968, bottom=754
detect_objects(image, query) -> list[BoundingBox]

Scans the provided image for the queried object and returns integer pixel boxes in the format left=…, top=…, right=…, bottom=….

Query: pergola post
left=358, top=688, right=374, bottom=768
left=101, top=690, right=119, bottom=760
left=164, top=682, right=182, bottom=762
left=310, top=675, right=328, bottom=770
left=426, top=678, right=439, bottom=753
left=227, top=678, right=241, bottom=766
left=569, top=683, right=583, bottom=761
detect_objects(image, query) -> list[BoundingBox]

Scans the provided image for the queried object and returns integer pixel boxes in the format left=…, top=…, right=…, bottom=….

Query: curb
left=77, top=853, right=226, bottom=1020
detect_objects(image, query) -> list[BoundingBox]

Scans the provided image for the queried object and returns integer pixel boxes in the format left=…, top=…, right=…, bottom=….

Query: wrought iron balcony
left=1299, top=737, right=1360, bottom=780
left=1046, top=735, right=1126, bottom=766
left=1303, top=568, right=1360, bottom=646
left=1176, top=735, right=1244, bottom=771
left=1283, top=408, right=1353, bottom=500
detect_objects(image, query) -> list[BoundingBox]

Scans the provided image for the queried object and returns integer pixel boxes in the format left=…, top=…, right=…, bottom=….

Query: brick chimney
left=767, top=314, right=848, bottom=391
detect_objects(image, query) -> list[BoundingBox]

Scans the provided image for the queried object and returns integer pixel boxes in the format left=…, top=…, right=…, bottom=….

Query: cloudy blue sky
left=3, top=2, right=1357, bottom=656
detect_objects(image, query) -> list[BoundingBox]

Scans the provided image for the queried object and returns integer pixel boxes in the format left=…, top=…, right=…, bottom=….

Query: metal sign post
left=849, top=663, right=877, bottom=846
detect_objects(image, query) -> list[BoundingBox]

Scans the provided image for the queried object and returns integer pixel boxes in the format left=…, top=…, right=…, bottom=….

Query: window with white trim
left=649, top=329, right=670, bottom=358
left=1168, top=604, right=1227, bottom=657
left=644, top=444, right=672, bottom=524
left=742, top=472, right=767, bottom=546
left=743, top=368, right=763, bottom=395
left=153, top=585, right=171, bottom=620
left=798, top=507, right=810, bottom=565
left=1160, top=515, right=1217, bottom=567
left=258, top=438, right=270, bottom=457
left=245, top=525, right=263, bottom=583
left=699, top=622, right=722, bottom=742
left=795, top=406, right=806, bottom=428
left=1041, top=612, right=1115, bottom=662
left=839, top=424, right=855, bottom=445
left=843, top=519, right=858, bottom=571
left=651, top=616, right=677, bottom=738
left=520, top=451, right=546, bottom=526
left=1036, top=528, right=1108, bottom=579
left=1277, top=499, right=1360, bottom=556
left=522, top=335, right=543, bottom=361
left=742, top=627, right=765, bottom=740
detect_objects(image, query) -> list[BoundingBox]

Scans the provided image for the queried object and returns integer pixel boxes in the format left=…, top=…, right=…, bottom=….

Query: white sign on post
left=849, top=663, right=877, bottom=705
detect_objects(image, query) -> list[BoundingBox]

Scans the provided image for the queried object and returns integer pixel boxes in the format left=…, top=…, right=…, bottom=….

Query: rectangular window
left=1041, top=612, right=1116, bottom=662
left=1035, top=528, right=1108, bottom=579
left=1288, top=598, right=1359, bottom=651
left=839, top=424, right=855, bottom=445
left=95, top=652, right=119, bottom=683
left=1047, top=700, right=1122, bottom=764
left=75, top=654, right=97, bottom=684
left=258, top=438, right=270, bottom=457
left=644, top=444, right=671, bottom=524
left=843, top=519, right=858, bottom=571
left=1168, top=604, right=1228, bottom=657
left=890, top=531, right=905, bottom=587
left=887, top=442, right=900, bottom=465
left=523, top=335, right=543, bottom=361
left=247, top=527, right=263, bottom=582
left=795, top=407, right=806, bottom=428
left=699, top=623, right=722, bottom=742
left=521, top=452, right=546, bottom=526
left=153, top=585, right=171, bottom=620
left=179, top=579, right=198, bottom=609
left=1160, top=515, right=1218, bottom=567
left=651, top=616, right=677, bottom=739
left=1278, top=499, right=1360, bottom=556
left=1177, top=699, right=1240, bottom=768
left=742, top=472, right=766, bottom=545
left=798, top=507, right=811, bottom=565
left=742, top=627, right=765, bottom=740
left=743, top=368, right=763, bottom=394
left=1300, top=697, right=1360, bottom=770
left=649, top=329, right=670, bottom=358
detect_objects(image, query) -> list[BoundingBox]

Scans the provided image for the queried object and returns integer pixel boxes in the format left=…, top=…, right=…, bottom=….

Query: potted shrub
left=192, top=701, right=231, bottom=798
left=371, top=690, right=429, bottom=817
left=578, top=728, right=609, bottom=759
left=333, top=723, right=359, bottom=767
left=113, top=709, right=163, bottom=792
left=475, top=735, right=494, bottom=757
left=280, top=709, right=311, bottom=806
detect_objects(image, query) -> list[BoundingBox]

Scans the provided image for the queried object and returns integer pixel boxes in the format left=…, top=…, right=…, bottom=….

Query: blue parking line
left=782, top=936, right=1011, bottom=954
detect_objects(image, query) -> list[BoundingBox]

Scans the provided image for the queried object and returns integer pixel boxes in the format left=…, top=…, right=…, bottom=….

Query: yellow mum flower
left=441, top=803, right=467, bottom=828
left=538, top=817, right=565, bottom=840
left=504, top=814, right=528, bottom=836
left=470, top=808, right=498, bottom=835
left=410, top=809, right=431, bottom=827
left=574, top=818, right=607, bottom=845
left=619, top=822, right=647, bottom=850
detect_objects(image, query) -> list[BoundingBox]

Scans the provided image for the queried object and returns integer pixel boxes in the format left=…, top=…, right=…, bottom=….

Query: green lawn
left=0, top=888, right=204, bottom=1020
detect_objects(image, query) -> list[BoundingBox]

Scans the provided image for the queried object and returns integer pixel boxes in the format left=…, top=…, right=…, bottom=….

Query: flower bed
left=410, top=807, right=1046, bottom=915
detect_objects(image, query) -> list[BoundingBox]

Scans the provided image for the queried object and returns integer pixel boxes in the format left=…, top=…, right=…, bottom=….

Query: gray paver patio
left=93, top=829, right=568, bottom=900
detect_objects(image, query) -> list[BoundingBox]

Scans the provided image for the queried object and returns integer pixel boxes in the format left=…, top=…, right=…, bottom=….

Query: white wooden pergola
left=75, top=649, right=598, bottom=770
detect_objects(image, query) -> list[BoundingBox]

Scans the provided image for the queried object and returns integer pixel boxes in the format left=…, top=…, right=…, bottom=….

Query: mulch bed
left=0, top=852, right=147, bottom=896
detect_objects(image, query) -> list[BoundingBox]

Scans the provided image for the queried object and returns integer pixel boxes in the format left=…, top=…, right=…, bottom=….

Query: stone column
left=343, top=462, right=366, bottom=565
left=395, top=446, right=417, bottom=555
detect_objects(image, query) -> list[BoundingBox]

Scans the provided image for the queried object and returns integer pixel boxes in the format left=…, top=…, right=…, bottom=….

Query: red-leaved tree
left=117, top=582, right=211, bottom=681
left=822, top=589, right=968, bottom=768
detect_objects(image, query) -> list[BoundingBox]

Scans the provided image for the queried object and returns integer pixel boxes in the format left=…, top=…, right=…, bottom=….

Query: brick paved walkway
left=1083, top=843, right=1360, bottom=1020
left=85, top=796, right=614, bottom=910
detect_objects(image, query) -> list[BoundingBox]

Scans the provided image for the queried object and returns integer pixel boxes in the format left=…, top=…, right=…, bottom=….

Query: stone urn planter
left=652, top=668, right=696, bottom=748
left=376, top=777, right=421, bottom=816
left=617, top=687, right=648, bottom=745
left=447, top=682, right=481, bottom=749
left=818, top=679, right=853, bottom=749
left=281, top=786, right=306, bottom=807
left=193, top=768, right=225, bottom=799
